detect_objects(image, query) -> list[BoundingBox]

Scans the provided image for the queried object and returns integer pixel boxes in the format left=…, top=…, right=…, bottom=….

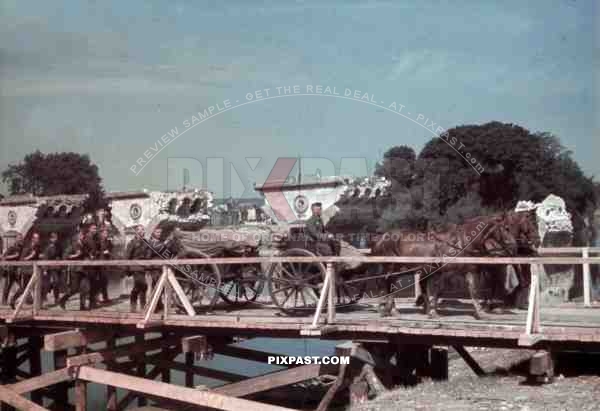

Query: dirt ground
left=352, top=348, right=600, bottom=411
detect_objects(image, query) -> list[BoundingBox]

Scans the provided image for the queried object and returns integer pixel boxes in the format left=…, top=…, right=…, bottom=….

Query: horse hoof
left=473, top=311, right=488, bottom=320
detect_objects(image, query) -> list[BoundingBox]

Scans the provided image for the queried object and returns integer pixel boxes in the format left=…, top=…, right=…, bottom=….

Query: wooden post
left=167, top=268, right=196, bottom=316
left=1, top=342, right=17, bottom=411
left=526, top=264, right=541, bottom=335
left=141, top=266, right=168, bottom=325
left=582, top=248, right=591, bottom=307
left=106, top=338, right=118, bottom=411
left=311, top=264, right=331, bottom=328
left=53, top=350, right=69, bottom=408
left=185, top=351, right=194, bottom=387
left=33, top=264, right=42, bottom=315
left=161, top=332, right=170, bottom=384
left=135, top=334, right=147, bottom=407
left=75, top=380, right=87, bottom=411
left=414, top=272, right=421, bottom=300
left=430, top=347, right=448, bottom=381
left=327, top=263, right=336, bottom=324
left=453, top=345, right=485, bottom=377
left=29, top=336, right=43, bottom=405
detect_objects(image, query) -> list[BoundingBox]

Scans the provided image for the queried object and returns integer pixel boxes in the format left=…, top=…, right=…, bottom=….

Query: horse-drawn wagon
left=162, top=208, right=539, bottom=319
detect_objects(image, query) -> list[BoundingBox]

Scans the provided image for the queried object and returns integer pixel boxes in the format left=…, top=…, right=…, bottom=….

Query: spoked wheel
left=219, top=263, right=265, bottom=306
left=268, top=248, right=325, bottom=316
left=174, top=250, right=221, bottom=312
left=334, top=273, right=368, bottom=309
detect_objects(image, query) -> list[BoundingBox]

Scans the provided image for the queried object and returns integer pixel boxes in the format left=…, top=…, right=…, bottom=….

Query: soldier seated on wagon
left=304, top=202, right=340, bottom=256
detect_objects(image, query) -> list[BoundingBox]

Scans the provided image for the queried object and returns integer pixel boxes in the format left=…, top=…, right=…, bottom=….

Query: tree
left=377, top=122, right=596, bottom=232
left=374, top=145, right=416, bottom=189
left=2, top=150, right=106, bottom=211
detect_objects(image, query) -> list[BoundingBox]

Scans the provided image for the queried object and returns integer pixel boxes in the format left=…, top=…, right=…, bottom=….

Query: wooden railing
left=1, top=252, right=599, bottom=344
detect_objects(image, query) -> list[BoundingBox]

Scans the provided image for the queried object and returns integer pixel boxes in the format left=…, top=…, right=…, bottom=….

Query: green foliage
left=377, top=122, right=596, bottom=230
left=2, top=150, right=106, bottom=211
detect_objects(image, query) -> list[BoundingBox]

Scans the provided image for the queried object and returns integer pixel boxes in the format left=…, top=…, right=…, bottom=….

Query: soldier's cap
left=311, top=202, right=322, bottom=208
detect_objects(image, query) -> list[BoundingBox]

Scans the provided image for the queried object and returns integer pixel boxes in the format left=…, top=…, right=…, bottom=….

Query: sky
left=0, top=0, right=598, bottom=198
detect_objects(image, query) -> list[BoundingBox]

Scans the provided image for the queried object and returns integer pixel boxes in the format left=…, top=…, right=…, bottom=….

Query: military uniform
left=1, top=240, right=24, bottom=305
left=59, top=239, right=92, bottom=310
left=41, top=241, right=62, bottom=304
left=304, top=214, right=339, bottom=256
left=84, top=233, right=100, bottom=309
left=97, top=237, right=113, bottom=303
left=127, top=236, right=149, bottom=312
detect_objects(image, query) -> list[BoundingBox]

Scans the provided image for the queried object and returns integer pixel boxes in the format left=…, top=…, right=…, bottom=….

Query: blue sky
left=0, top=0, right=597, bottom=198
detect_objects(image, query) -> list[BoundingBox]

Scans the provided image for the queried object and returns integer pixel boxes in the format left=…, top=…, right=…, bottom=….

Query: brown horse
left=372, top=214, right=518, bottom=319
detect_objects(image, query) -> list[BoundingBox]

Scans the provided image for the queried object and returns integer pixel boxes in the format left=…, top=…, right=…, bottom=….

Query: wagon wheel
left=174, top=250, right=221, bottom=312
left=268, top=248, right=325, bottom=316
left=334, top=272, right=368, bottom=309
left=219, top=263, right=265, bottom=306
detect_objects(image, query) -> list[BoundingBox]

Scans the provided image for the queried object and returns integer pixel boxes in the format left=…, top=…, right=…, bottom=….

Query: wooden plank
left=43, top=329, right=117, bottom=351
left=67, top=335, right=179, bottom=367
left=3, top=254, right=600, bottom=267
left=0, top=386, right=50, bottom=411
left=115, top=347, right=181, bottom=410
left=214, top=364, right=322, bottom=397
left=518, top=334, right=544, bottom=347
left=106, top=338, right=118, bottom=411
left=167, top=269, right=195, bottom=317
left=74, top=380, right=86, bottom=411
left=33, top=265, right=42, bottom=315
left=583, top=248, right=592, bottom=307
left=141, top=267, right=168, bottom=325
left=7, top=270, right=39, bottom=322
left=327, top=263, right=336, bottom=324
left=452, top=346, right=485, bottom=376
left=311, top=265, right=331, bottom=328
left=77, top=366, right=298, bottom=411
left=7, top=369, right=72, bottom=394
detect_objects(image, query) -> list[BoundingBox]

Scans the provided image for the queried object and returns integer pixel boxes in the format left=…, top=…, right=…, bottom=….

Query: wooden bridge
left=0, top=249, right=598, bottom=410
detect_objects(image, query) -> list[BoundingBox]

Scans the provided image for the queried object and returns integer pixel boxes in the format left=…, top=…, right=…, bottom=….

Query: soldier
left=127, top=225, right=149, bottom=313
left=10, top=232, right=41, bottom=309
left=84, top=224, right=100, bottom=309
left=304, top=202, right=339, bottom=256
left=1, top=233, right=24, bottom=305
left=59, top=231, right=92, bottom=310
left=96, top=228, right=112, bottom=304
left=41, top=232, right=62, bottom=304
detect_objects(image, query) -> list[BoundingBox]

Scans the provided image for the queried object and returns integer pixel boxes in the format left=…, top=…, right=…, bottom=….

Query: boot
left=130, top=301, right=137, bottom=313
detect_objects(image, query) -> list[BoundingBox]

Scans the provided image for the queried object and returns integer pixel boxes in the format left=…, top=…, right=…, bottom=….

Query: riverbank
left=352, top=348, right=600, bottom=411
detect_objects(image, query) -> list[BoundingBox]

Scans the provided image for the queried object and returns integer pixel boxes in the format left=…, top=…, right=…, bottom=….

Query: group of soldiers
left=0, top=223, right=113, bottom=310
left=0, top=222, right=171, bottom=314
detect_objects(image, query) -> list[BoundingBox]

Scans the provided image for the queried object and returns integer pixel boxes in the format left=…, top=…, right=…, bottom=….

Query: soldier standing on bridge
left=127, top=225, right=149, bottom=313
left=305, top=202, right=340, bottom=256
left=1, top=233, right=24, bottom=305
left=41, top=232, right=62, bottom=305
left=96, top=227, right=112, bottom=305
left=59, top=230, right=93, bottom=310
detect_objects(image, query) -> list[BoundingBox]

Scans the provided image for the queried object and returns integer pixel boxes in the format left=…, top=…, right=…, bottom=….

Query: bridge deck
left=2, top=289, right=599, bottom=349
